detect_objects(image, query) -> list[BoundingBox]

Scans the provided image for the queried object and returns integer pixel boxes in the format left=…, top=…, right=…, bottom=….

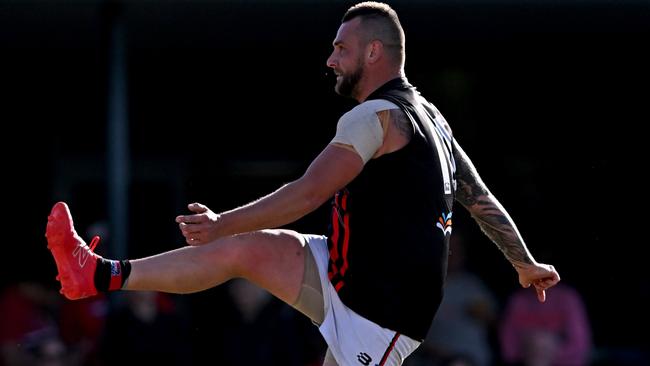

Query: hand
left=175, top=203, right=221, bottom=245
left=516, top=262, right=560, bottom=303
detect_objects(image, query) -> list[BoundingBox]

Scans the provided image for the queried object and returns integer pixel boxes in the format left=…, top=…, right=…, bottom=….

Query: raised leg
left=125, top=229, right=306, bottom=305
left=45, top=202, right=307, bottom=305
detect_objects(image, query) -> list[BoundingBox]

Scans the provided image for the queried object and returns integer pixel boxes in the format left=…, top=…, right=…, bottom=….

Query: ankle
left=94, top=259, right=132, bottom=292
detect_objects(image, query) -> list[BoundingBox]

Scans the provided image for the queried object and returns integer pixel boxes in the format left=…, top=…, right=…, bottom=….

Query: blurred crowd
left=0, top=279, right=324, bottom=366
left=1, top=232, right=643, bottom=366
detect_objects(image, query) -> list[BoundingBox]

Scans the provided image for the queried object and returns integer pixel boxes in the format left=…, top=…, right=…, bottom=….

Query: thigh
left=290, top=242, right=325, bottom=324
left=323, top=349, right=339, bottom=366
left=230, top=229, right=307, bottom=306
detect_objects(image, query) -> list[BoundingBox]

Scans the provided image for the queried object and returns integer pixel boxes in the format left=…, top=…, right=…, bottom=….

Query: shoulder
left=338, top=99, right=403, bottom=134
left=342, top=99, right=400, bottom=120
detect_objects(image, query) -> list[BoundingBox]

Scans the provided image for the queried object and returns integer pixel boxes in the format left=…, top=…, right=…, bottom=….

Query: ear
left=367, top=40, right=383, bottom=63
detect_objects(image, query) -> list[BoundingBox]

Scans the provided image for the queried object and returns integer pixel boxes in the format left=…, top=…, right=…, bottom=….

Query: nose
left=326, top=51, right=336, bottom=69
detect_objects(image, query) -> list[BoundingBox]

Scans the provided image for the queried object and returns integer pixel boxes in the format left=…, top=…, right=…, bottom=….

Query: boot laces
left=89, top=236, right=101, bottom=252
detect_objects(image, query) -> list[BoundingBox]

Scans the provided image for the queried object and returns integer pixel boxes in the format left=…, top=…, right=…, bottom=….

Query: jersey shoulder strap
left=367, top=77, right=456, bottom=208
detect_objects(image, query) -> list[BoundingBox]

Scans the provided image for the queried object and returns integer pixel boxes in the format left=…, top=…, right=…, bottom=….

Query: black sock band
left=119, top=260, right=131, bottom=289
left=94, top=259, right=132, bottom=292
left=94, top=258, right=111, bottom=292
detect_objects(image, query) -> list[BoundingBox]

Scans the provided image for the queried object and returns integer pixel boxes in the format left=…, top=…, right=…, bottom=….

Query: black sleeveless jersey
left=327, top=77, right=456, bottom=341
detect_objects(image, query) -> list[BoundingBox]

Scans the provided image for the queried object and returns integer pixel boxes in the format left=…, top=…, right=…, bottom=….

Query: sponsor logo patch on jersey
left=436, top=211, right=452, bottom=235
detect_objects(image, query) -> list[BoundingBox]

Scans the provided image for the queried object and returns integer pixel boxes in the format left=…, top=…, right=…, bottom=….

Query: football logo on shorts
left=356, top=352, right=372, bottom=365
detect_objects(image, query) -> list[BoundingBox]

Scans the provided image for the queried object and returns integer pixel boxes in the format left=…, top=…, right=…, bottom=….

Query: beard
left=335, top=60, right=364, bottom=98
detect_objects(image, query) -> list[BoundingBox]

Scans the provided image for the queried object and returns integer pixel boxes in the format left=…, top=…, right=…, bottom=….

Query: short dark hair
left=342, top=2, right=405, bottom=65
left=342, top=2, right=396, bottom=23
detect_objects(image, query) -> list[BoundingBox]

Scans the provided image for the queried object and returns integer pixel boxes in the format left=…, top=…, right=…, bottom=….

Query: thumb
left=536, top=287, right=546, bottom=303
left=188, top=202, right=208, bottom=213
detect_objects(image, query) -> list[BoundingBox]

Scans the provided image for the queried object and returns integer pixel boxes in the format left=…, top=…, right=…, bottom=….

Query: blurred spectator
left=0, top=281, right=62, bottom=366
left=98, top=291, right=192, bottom=365
left=406, top=233, right=498, bottom=366
left=499, top=282, right=592, bottom=366
left=216, top=279, right=325, bottom=366
left=58, top=295, right=108, bottom=366
left=21, top=326, right=69, bottom=366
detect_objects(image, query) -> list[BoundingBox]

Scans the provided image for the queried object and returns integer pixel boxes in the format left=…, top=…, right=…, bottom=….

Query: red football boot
left=45, top=202, right=102, bottom=300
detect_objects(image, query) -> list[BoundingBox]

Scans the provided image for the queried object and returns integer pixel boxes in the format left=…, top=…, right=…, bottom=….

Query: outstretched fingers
left=175, top=203, right=210, bottom=225
left=178, top=222, right=208, bottom=245
left=176, top=214, right=207, bottom=224
left=532, top=266, right=561, bottom=303
left=188, top=202, right=208, bottom=213
left=535, top=285, right=547, bottom=303
left=518, top=262, right=561, bottom=303
left=175, top=202, right=221, bottom=245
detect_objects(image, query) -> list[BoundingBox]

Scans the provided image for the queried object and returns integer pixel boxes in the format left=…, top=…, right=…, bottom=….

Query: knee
left=252, top=229, right=306, bottom=246
left=228, top=229, right=305, bottom=277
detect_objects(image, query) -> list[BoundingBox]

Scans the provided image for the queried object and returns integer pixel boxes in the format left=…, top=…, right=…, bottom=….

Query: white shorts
left=302, top=234, right=421, bottom=366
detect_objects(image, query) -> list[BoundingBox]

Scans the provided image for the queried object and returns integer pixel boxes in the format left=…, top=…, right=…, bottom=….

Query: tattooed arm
left=453, top=141, right=533, bottom=268
left=453, top=140, right=560, bottom=301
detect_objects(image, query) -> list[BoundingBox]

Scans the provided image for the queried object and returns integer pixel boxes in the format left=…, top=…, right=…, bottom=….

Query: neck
left=356, top=69, right=404, bottom=102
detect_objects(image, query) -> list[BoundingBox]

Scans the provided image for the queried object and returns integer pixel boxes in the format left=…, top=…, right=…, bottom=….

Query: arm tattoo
left=454, top=144, right=489, bottom=207
left=454, top=142, right=534, bottom=267
left=391, top=109, right=413, bottom=139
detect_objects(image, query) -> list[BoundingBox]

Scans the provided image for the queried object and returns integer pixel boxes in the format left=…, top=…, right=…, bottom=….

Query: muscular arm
left=453, top=140, right=535, bottom=269
left=453, top=140, right=561, bottom=301
left=211, top=144, right=363, bottom=238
